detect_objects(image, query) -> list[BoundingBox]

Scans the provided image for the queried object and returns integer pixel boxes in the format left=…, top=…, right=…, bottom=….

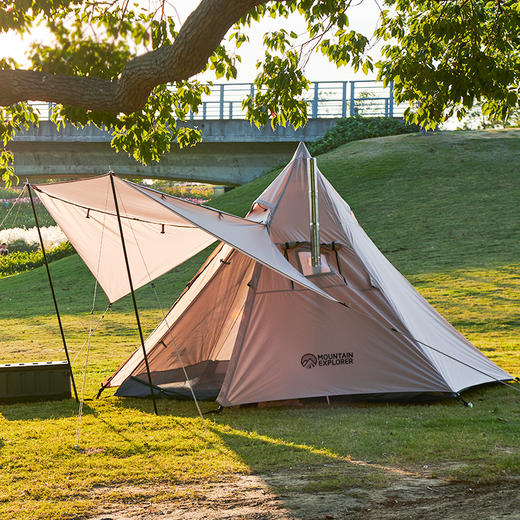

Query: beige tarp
left=34, top=175, right=336, bottom=303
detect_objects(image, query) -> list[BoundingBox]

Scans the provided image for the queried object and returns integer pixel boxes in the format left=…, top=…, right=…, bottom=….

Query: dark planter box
left=0, top=361, right=71, bottom=403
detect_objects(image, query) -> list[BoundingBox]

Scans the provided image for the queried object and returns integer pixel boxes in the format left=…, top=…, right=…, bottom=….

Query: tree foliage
left=0, top=0, right=519, bottom=184
left=377, top=0, right=520, bottom=129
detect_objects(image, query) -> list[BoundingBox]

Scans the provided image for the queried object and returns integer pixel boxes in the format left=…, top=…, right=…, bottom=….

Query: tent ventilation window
left=297, top=250, right=333, bottom=277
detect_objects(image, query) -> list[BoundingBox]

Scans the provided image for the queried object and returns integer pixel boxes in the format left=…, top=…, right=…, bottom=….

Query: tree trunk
left=0, top=0, right=266, bottom=113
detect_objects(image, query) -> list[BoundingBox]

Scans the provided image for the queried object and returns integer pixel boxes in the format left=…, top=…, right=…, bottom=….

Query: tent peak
left=292, top=142, right=311, bottom=160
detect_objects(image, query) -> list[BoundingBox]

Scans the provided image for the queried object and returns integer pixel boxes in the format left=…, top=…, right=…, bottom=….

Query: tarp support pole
left=307, top=157, right=321, bottom=274
left=27, top=183, right=79, bottom=402
left=109, top=173, right=159, bottom=415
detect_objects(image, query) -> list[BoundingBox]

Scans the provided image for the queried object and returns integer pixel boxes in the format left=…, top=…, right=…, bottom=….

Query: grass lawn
left=0, top=129, right=519, bottom=519
left=0, top=196, right=55, bottom=230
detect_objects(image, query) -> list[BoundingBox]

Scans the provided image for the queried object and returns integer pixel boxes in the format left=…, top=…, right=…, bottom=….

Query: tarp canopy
left=34, top=174, right=336, bottom=303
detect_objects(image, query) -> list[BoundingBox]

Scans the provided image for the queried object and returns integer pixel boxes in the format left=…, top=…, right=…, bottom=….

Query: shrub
left=307, top=116, right=420, bottom=156
left=7, top=239, right=39, bottom=253
left=0, top=241, right=75, bottom=278
left=166, top=185, right=213, bottom=200
left=0, top=225, right=67, bottom=250
left=146, top=180, right=213, bottom=201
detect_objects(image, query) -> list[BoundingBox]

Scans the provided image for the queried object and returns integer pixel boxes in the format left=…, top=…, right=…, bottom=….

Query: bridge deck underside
left=10, top=119, right=339, bottom=184
left=9, top=141, right=299, bottom=185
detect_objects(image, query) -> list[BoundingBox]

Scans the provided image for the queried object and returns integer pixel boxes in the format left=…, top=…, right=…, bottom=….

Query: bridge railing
left=29, top=80, right=403, bottom=121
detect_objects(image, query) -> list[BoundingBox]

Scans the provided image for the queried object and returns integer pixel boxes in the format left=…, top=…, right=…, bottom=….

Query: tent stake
left=27, top=183, right=79, bottom=402
left=453, top=392, right=473, bottom=408
left=109, top=173, right=159, bottom=416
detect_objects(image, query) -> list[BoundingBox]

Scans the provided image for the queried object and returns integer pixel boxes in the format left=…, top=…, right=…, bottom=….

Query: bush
left=0, top=241, right=75, bottom=278
left=307, top=116, right=420, bottom=156
left=145, top=180, right=213, bottom=201
left=165, top=185, right=213, bottom=200
left=7, top=239, right=39, bottom=253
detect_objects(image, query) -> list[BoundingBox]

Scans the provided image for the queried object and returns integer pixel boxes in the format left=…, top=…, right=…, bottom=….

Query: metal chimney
left=307, top=157, right=321, bottom=274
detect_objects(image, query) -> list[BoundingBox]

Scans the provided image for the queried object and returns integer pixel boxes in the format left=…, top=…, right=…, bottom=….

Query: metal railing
left=29, top=80, right=403, bottom=121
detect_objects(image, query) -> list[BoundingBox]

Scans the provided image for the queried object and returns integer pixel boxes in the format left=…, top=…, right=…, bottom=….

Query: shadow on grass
left=198, top=403, right=457, bottom=518
left=110, top=393, right=218, bottom=417
left=110, top=398, right=394, bottom=515
left=0, top=398, right=90, bottom=421
left=213, top=420, right=390, bottom=481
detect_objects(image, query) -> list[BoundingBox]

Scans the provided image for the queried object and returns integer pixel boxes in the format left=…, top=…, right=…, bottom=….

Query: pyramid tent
left=104, top=143, right=511, bottom=406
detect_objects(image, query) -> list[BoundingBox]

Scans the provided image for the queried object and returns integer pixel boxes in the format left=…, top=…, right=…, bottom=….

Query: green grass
left=0, top=129, right=519, bottom=519
left=0, top=186, right=19, bottom=199
left=0, top=199, right=55, bottom=229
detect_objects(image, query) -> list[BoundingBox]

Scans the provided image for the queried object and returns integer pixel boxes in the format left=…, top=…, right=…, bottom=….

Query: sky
left=0, top=0, right=383, bottom=83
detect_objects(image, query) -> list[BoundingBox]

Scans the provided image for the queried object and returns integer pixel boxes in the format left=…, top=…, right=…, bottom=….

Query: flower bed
left=0, top=226, right=67, bottom=251
left=0, top=241, right=75, bottom=278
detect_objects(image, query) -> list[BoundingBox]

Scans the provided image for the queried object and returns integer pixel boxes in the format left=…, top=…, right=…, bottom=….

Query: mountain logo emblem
left=301, top=353, right=317, bottom=369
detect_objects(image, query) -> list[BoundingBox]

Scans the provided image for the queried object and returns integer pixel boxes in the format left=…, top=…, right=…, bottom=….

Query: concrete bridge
left=10, top=119, right=340, bottom=185
left=10, top=80, right=401, bottom=185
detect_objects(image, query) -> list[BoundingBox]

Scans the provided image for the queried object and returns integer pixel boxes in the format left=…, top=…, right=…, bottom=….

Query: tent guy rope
left=75, top=183, right=112, bottom=447
left=0, top=184, right=27, bottom=230
left=331, top=300, right=519, bottom=396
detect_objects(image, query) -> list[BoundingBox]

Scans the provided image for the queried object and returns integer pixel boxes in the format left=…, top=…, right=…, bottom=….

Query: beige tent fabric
left=217, top=143, right=510, bottom=404
left=34, top=175, right=216, bottom=302
left=106, top=244, right=255, bottom=389
left=219, top=266, right=451, bottom=406
left=104, top=143, right=512, bottom=405
left=130, top=182, right=337, bottom=302
left=35, top=175, right=336, bottom=303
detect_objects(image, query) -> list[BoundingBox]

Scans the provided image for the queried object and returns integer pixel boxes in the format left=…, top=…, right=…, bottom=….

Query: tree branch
left=0, top=0, right=266, bottom=113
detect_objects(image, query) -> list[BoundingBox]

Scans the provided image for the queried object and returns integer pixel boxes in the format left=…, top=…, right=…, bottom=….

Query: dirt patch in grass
left=87, top=468, right=520, bottom=520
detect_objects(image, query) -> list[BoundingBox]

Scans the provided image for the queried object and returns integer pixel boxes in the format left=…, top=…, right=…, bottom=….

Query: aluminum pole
left=109, top=173, right=158, bottom=415
left=27, top=184, right=79, bottom=402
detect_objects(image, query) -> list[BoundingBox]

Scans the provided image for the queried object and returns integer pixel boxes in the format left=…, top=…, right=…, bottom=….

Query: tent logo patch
left=301, top=353, right=318, bottom=369
left=301, top=352, right=354, bottom=368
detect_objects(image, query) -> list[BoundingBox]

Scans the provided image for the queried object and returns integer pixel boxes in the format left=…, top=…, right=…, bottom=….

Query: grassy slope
left=0, top=197, right=55, bottom=229
left=0, top=130, right=519, bottom=519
